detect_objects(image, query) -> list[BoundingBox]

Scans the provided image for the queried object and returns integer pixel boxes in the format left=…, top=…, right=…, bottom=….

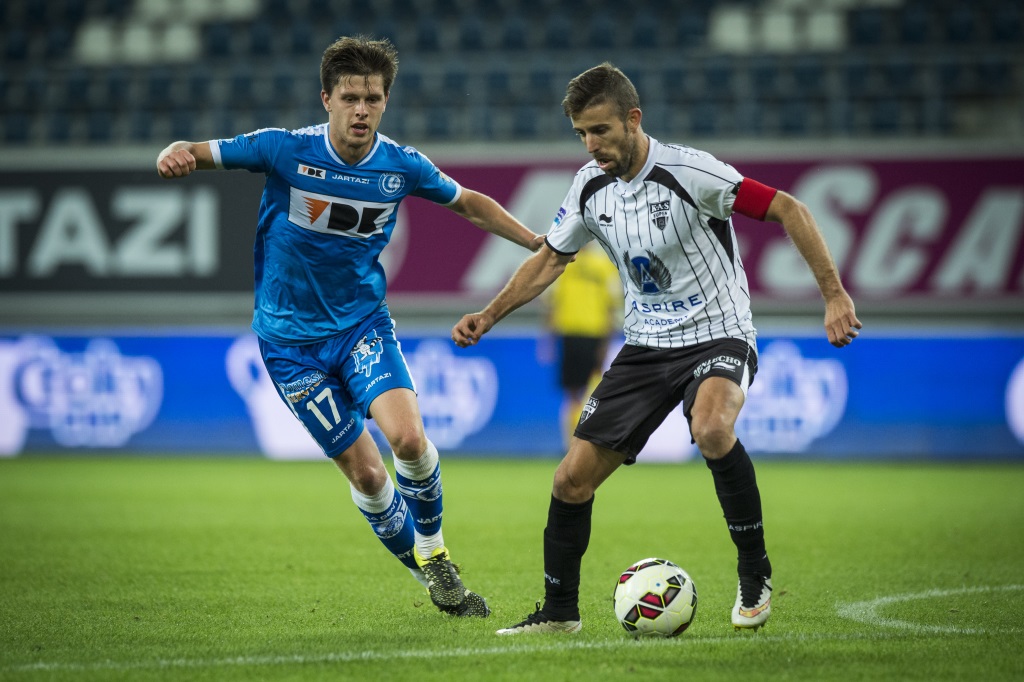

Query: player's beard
left=604, top=129, right=639, bottom=179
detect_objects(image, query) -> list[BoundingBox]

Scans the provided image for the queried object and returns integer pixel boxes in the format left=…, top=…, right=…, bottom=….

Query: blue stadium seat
left=204, top=22, right=234, bottom=59
left=661, top=67, right=689, bottom=104
left=101, top=67, right=132, bottom=108
left=416, top=18, right=441, bottom=52
left=3, top=112, right=31, bottom=144
left=4, top=29, right=30, bottom=61
left=186, top=64, right=213, bottom=102
left=442, top=68, right=469, bottom=101
left=513, top=105, right=539, bottom=138
left=45, top=25, right=73, bottom=59
left=426, top=108, right=451, bottom=139
left=842, top=55, right=875, bottom=97
left=975, top=55, right=1011, bottom=95
left=849, top=7, right=887, bottom=45
left=898, top=3, right=932, bottom=44
left=144, top=67, right=174, bottom=110
left=779, top=100, right=810, bottom=136
left=701, top=56, right=734, bottom=97
left=882, top=54, right=917, bottom=93
left=990, top=3, right=1022, bottom=43
left=792, top=55, right=826, bottom=98
left=675, top=11, right=707, bottom=45
left=500, top=14, right=528, bottom=50
left=48, top=112, right=73, bottom=144
left=630, top=9, right=660, bottom=49
left=869, top=98, right=903, bottom=134
left=944, top=3, right=978, bottom=43
left=65, top=67, right=91, bottom=112
left=228, top=66, right=255, bottom=108
left=458, top=14, right=486, bottom=51
left=129, top=110, right=153, bottom=142
left=289, top=20, right=315, bottom=56
left=248, top=18, right=276, bottom=58
left=750, top=56, right=781, bottom=99
left=689, top=99, right=720, bottom=137
left=87, top=111, right=113, bottom=143
left=485, top=69, right=513, bottom=106
left=544, top=11, right=574, bottom=50
left=585, top=15, right=615, bottom=50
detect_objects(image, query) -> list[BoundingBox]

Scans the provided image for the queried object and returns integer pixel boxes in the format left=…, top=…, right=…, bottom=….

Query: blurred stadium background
left=1, top=0, right=1021, bottom=143
left=1, top=0, right=1022, bottom=461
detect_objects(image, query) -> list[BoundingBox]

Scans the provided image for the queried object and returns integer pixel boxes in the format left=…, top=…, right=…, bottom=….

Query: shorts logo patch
left=580, top=396, right=599, bottom=424
left=280, top=370, right=327, bottom=403
left=694, top=355, right=742, bottom=378
left=351, top=332, right=384, bottom=378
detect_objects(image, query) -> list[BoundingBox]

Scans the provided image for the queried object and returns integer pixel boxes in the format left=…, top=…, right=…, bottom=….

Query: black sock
left=704, top=439, right=770, bottom=576
left=542, top=494, right=593, bottom=620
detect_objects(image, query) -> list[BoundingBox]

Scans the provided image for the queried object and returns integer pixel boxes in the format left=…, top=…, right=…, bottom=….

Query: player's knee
left=346, top=462, right=389, bottom=495
left=387, top=428, right=428, bottom=461
left=552, top=466, right=593, bottom=504
left=691, top=415, right=734, bottom=459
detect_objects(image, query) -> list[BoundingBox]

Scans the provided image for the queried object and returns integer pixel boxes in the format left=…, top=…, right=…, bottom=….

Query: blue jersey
left=211, top=124, right=462, bottom=344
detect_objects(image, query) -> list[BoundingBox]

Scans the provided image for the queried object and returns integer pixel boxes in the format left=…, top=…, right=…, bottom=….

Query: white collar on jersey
left=615, top=135, right=658, bottom=196
left=322, top=129, right=381, bottom=168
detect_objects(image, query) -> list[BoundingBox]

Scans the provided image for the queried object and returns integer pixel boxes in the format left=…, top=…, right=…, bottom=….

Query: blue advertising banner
left=1, top=330, right=1022, bottom=460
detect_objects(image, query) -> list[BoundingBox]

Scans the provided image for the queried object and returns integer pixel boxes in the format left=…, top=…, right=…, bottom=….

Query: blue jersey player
left=157, top=36, right=542, bottom=618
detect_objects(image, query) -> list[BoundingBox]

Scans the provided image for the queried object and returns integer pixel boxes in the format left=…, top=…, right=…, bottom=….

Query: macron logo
left=298, top=164, right=326, bottom=179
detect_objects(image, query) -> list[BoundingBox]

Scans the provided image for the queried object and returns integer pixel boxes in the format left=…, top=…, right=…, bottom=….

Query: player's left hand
left=824, top=293, right=862, bottom=348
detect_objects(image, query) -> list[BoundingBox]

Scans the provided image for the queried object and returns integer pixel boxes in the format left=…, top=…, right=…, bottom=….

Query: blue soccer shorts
left=257, top=310, right=416, bottom=457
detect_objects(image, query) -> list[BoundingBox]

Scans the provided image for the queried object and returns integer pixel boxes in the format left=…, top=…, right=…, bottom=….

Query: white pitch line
left=836, top=584, right=1024, bottom=634
left=1, top=627, right=1008, bottom=676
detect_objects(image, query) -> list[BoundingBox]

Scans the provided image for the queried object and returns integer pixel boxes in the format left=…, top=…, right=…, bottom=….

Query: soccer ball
left=613, top=558, right=697, bottom=637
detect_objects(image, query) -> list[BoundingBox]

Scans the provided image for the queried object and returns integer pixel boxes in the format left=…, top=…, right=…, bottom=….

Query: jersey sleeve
left=209, top=128, right=287, bottom=174
left=543, top=177, right=592, bottom=255
left=684, top=151, right=745, bottom=221
left=409, top=151, right=462, bottom=206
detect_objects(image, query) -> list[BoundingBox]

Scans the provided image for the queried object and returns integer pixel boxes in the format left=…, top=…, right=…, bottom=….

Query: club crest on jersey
left=649, top=201, right=671, bottom=230
left=351, top=332, right=384, bottom=378
left=623, top=249, right=673, bottom=294
left=298, top=164, right=326, bottom=179
left=378, top=172, right=405, bottom=196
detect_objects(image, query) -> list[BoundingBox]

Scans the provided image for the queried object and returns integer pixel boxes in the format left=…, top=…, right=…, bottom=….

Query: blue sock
left=393, top=442, right=444, bottom=555
left=351, top=479, right=417, bottom=570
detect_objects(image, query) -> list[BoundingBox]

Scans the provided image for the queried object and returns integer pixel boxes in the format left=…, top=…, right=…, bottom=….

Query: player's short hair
left=562, top=62, right=640, bottom=122
left=320, top=35, right=399, bottom=95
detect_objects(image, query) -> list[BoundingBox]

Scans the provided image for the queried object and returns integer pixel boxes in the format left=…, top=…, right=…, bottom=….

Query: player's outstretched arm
left=452, top=245, right=572, bottom=347
left=764, top=190, right=863, bottom=348
left=449, top=188, right=545, bottom=251
left=156, top=141, right=216, bottom=178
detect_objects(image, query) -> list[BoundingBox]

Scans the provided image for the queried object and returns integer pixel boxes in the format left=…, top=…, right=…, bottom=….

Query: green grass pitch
left=1, top=456, right=1022, bottom=681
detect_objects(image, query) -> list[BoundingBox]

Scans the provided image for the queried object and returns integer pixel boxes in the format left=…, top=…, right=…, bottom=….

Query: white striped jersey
left=545, top=136, right=756, bottom=350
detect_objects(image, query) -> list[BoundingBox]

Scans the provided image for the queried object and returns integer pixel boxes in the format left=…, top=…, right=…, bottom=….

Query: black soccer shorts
left=573, top=338, right=757, bottom=463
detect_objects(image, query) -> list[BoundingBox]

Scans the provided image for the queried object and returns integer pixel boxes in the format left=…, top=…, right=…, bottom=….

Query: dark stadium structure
left=1, top=0, right=1020, bottom=145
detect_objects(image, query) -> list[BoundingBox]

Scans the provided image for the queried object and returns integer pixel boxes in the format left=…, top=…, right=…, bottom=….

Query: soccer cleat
left=415, top=547, right=490, bottom=617
left=732, top=574, right=772, bottom=630
left=496, top=603, right=582, bottom=635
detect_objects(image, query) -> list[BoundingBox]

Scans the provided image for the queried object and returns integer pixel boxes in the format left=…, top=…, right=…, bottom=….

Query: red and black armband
left=732, top=178, right=778, bottom=221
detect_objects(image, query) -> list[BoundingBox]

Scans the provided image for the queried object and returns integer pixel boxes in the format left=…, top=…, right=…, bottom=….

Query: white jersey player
left=451, top=62, right=862, bottom=635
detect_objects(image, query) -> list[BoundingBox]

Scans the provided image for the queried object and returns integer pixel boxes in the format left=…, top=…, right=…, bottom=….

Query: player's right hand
left=451, top=312, right=493, bottom=348
left=157, top=149, right=197, bottom=178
